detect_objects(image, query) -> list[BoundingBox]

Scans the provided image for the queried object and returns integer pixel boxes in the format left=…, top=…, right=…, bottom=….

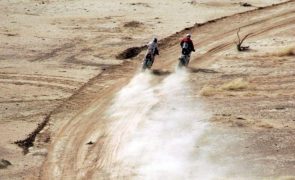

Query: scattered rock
left=0, top=159, right=12, bottom=169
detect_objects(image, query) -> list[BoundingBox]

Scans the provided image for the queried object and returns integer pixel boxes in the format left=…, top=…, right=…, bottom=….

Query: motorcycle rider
left=142, top=37, right=159, bottom=70
left=146, top=37, right=159, bottom=61
left=180, top=34, right=195, bottom=56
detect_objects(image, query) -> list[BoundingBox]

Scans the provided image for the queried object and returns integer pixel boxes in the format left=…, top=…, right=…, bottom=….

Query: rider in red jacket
left=180, top=34, right=195, bottom=56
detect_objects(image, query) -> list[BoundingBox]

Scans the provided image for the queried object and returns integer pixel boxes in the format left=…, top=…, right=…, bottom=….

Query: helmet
left=153, top=37, right=158, bottom=43
left=186, top=34, right=191, bottom=38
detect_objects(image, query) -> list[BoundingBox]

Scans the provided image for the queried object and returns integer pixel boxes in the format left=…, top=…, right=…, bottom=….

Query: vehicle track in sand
left=41, top=2, right=295, bottom=179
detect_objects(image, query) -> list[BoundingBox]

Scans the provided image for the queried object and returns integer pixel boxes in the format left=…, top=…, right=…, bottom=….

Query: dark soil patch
left=123, top=21, right=143, bottom=28
left=15, top=113, right=52, bottom=154
left=116, top=46, right=146, bottom=59
left=129, top=3, right=151, bottom=8
left=5, top=33, right=18, bottom=37
left=0, top=159, right=12, bottom=169
left=86, top=141, right=94, bottom=145
left=240, top=2, right=252, bottom=7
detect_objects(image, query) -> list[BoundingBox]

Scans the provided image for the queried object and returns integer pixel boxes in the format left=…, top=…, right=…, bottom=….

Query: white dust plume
left=104, top=69, right=227, bottom=179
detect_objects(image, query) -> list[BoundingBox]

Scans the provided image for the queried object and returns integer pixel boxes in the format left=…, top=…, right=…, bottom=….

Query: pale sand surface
left=0, top=0, right=293, bottom=179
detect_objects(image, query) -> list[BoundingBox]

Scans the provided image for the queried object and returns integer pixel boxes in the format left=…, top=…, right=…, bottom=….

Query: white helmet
left=186, top=33, right=191, bottom=38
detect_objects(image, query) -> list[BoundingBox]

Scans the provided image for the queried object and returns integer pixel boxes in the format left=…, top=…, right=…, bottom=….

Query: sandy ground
left=0, top=0, right=294, bottom=179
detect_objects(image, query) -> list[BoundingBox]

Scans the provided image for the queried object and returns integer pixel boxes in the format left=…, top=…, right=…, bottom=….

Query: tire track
left=0, top=73, right=87, bottom=82
left=41, top=63, right=138, bottom=180
left=0, top=79, right=77, bottom=92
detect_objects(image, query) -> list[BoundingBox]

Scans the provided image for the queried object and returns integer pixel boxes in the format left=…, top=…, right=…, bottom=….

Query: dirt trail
left=41, top=2, right=295, bottom=179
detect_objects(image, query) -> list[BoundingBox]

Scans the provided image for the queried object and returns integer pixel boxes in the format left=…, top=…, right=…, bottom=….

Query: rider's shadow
left=151, top=69, right=171, bottom=76
left=188, top=67, right=219, bottom=74
left=150, top=68, right=218, bottom=76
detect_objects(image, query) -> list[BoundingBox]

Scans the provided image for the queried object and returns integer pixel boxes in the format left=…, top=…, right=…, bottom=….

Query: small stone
left=86, top=141, right=94, bottom=145
left=236, top=117, right=246, bottom=120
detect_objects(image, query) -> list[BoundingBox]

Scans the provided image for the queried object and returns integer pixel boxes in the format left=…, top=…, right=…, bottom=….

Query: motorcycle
left=142, top=53, right=154, bottom=70
left=178, top=53, right=190, bottom=68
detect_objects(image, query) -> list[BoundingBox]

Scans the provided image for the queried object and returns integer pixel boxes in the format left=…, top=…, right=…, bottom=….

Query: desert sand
left=0, top=0, right=294, bottom=179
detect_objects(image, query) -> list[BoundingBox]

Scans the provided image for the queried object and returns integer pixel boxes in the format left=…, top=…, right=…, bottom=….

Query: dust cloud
left=106, top=69, right=226, bottom=179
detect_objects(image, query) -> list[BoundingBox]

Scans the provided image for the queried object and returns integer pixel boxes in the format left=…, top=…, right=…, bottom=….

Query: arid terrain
left=0, top=0, right=294, bottom=179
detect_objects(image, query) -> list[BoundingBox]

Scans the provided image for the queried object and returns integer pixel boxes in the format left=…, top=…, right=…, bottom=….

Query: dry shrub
left=274, top=45, right=295, bottom=57
left=258, top=123, right=273, bottom=129
left=244, top=92, right=257, bottom=97
left=221, top=78, right=249, bottom=91
left=200, top=86, right=219, bottom=96
left=200, top=78, right=249, bottom=96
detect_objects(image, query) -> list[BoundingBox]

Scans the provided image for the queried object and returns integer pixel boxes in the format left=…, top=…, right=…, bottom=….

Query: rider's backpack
left=182, top=42, right=190, bottom=55
left=182, top=42, right=189, bottom=49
